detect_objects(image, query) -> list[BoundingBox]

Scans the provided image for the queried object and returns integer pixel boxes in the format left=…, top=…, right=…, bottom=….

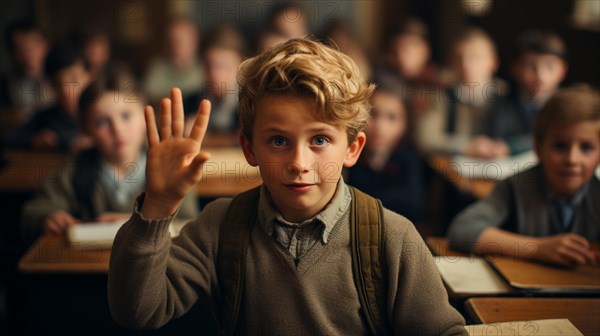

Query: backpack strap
left=348, top=186, right=392, bottom=335
left=217, top=186, right=260, bottom=336
left=72, top=147, right=100, bottom=221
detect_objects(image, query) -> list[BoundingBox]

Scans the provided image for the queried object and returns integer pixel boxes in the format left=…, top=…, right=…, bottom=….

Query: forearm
left=108, top=194, right=216, bottom=330
left=108, top=205, right=176, bottom=329
left=474, top=227, right=540, bottom=259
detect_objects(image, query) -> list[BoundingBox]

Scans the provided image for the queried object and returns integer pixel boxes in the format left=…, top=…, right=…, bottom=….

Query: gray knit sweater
left=108, top=181, right=467, bottom=335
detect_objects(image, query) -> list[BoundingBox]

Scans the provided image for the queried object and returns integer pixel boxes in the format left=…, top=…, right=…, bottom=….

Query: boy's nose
left=111, top=120, right=125, bottom=137
left=565, top=147, right=580, bottom=164
left=286, top=147, right=311, bottom=176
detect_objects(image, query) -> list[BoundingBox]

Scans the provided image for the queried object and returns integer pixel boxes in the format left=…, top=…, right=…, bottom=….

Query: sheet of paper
left=451, top=150, right=538, bottom=180
left=466, top=319, right=583, bottom=336
left=434, top=256, right=512, bottom=294
left=66, top=220, right=186, bottom=248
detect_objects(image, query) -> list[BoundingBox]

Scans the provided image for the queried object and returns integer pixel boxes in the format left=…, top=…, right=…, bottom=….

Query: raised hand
left=141, top=88, right=211, bottom=219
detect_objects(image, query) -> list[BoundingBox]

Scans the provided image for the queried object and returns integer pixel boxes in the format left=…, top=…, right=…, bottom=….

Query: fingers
left=145, top=106, right=159, bottom=147
left=554, top=236, right=596, bottom=266
left=189, top=99, right=211, bottom=143
left=160, top=98, right=172, bottom=140
left=171, top=88, right=184, bottom=138
left=567, top=234, right=591, bottom=250
left=44, top=212, right=79, bottom=235
left=564, top=243, right=596, bottom=265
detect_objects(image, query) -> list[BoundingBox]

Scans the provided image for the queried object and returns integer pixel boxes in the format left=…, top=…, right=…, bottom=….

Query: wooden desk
left=465, top=298, right=600, bottom=335
left=427, top=237, right=600, bottom=293
left=18, top=221, right=188, bottom=274
left=18, top=234, right=111, bottom=274
left=428, top=154, right=496, bottom=199
left=0, top=150, right=66, bottom=191
left=1, top=148, right=262, bottom=196
left=489, top=255, right=600, bottom=291
left=195, top=147, right=262, bottom=196
left=426, top=236, right=468, bottom=257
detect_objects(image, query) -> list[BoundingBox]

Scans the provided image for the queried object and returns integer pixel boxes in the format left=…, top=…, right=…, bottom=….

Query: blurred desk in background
left=0, top=148, right=262, bottom=197
left=428, top=154, right=497, bottom=199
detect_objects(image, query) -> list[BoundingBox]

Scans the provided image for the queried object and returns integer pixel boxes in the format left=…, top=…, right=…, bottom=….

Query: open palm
left=142, top=88, right=211, bottom=218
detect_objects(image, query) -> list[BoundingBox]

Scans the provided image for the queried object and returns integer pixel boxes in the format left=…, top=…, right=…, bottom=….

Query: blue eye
left=312, top=136, right=329, bottom=146
left=269, top=136, right=287, bottom=147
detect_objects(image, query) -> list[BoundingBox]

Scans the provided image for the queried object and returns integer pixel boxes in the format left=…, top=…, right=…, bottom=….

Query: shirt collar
left=547, top=181, right=590, bottom=207
left=257, top=177, right=352, bottom=244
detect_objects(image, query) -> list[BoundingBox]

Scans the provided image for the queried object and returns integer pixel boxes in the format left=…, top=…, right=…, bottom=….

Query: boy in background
left=21, top=76, right=197, bottom=241
left=374, top=17, right=441, bottom=120
left=144, top=17, right=204, bottom=105
left=417, top=27, right=506, bottom=157
left=5, top=43, right=92, bottom=152
left=348, top=82, right=425, bottom=223
left=482, top=30, right=568, bottom=156
left=449, top=85, right=600, bottom=267
left=0, top=19, right=54, bottom=132
left=108, top=39, right=467, bottom=335
left=183, top=25, right=244, bottom=140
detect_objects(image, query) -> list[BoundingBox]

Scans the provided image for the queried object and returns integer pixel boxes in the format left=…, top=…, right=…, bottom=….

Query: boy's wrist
left=140, top=193, right=181, bottom=219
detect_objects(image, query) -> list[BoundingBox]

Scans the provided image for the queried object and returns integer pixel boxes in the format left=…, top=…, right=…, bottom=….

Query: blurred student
left=0, top=19, right=54, bottom=129
left=5, top=43, right=93, bottom=152
left=448, top=86, right=600, bottom=267
left=482, top=30, right=568, bottom=156
left=271, top=2, right=309, bottom=39
left=374, top=17, right=444, bottom=135
left=76, top=27, right=133, bottom=82
left=20, top=76, right=198, bottom=240
left=183, top=25, right=244, bottom=140
left=417, top=27, right=506, bottom=156
left=144, top=17, right=204, bottom=104
left=257, top=29, right=287, bottom=53
left=323, top=20, right=372, bottom=82
left=348, top=83, right=424, bottom=222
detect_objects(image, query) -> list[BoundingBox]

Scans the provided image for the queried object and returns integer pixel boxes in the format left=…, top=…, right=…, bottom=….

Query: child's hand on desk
left=534, top=233, right=597, bottom=267
left=44, top=211, right=81, bottom=235
left=142, top=88, right=212, bottom=219
left=464, top=136, right=509, bottom=159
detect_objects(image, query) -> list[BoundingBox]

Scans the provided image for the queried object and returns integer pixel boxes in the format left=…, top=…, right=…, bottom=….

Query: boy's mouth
left=284, top=183, right=315, bottom=192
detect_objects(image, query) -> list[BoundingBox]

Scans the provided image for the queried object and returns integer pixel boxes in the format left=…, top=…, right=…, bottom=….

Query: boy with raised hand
left=109, top=38, right=466, bottom=335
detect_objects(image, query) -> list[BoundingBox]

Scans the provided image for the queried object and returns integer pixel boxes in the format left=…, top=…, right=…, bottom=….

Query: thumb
left=187, top=151, right=211, bottom=181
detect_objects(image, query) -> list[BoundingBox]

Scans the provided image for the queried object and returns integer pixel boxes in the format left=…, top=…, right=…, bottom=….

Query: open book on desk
left=434, top=256, right=513, bottom=296
left=66, top=220, right=186, bottom=249
left=466, top=319, right=583, bottom=336
left=451, top=150, right=538, bottom=180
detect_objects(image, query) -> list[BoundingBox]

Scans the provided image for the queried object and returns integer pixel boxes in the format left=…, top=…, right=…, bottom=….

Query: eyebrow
left=259, top=126, right=337, bottom=134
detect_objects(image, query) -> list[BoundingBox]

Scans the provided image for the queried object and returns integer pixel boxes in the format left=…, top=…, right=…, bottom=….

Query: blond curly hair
left=237, top=38, right=375, bottom=143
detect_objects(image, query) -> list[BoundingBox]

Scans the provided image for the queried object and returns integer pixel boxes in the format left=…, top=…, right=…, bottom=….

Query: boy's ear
left=558, top=60, right=568, bottom=81
left=343, top=131, right=366, bottom=168
left=239, top=133, right=259, bottom=167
